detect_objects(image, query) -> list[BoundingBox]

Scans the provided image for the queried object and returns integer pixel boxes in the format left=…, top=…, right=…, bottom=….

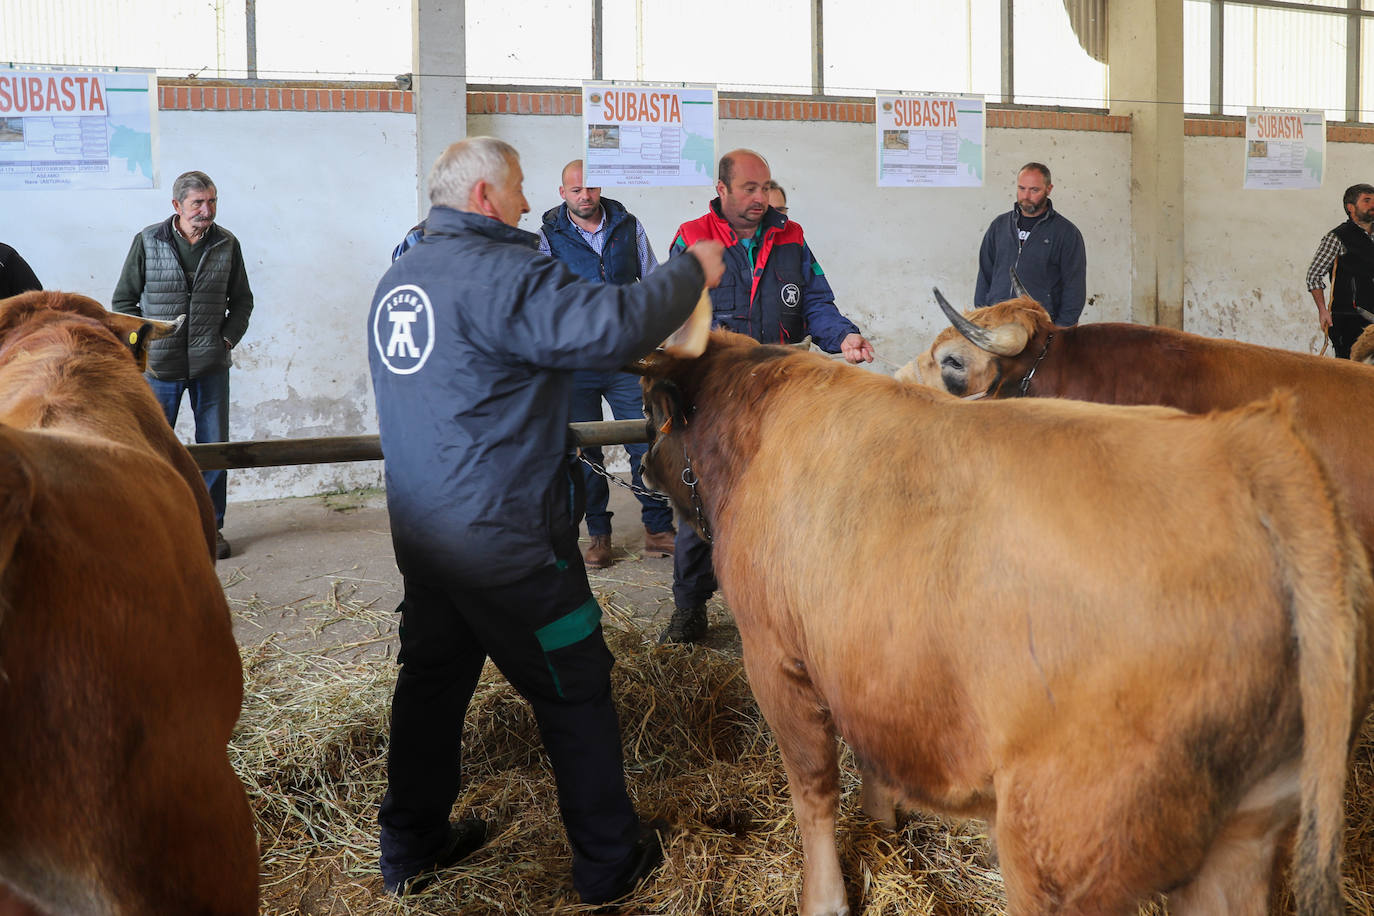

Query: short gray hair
left=428, top=137, right=518, bottom=208
left=172, top=170, right=214, bottom=202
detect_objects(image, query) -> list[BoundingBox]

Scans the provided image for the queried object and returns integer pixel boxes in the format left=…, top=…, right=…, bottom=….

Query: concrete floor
left=218, top=482, right=723, bottom=655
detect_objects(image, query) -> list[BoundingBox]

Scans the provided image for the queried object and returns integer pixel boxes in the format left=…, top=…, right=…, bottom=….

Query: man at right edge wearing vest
left=1307, top=182, right=1374, bottom=358
left=658, top=148, right=875, bottom=645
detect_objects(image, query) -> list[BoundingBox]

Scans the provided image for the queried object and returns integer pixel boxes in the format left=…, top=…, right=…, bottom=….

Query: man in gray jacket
left=113, top=170, right=253, bottom=560
left=974, top=161, right=1087, bottom=325
left=369, top=136, right=723, bottom=905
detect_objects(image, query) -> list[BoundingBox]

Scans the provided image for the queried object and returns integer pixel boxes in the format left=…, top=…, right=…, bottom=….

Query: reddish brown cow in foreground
left=1350, top=324, right=1374, bottom=363
left=639, top=330, right=1371, bottom=916
left=0, top=291, right=257, bottom=914
left=902, top=292, right=1374, bottom=575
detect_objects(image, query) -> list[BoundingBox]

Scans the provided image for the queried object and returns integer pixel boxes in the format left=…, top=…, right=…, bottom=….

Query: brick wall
left=158, top=84, right=1374, bottom=142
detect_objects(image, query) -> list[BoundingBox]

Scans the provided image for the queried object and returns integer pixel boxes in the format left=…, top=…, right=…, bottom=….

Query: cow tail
left=0, top=427, right=36, bottom=617
left=1257, top=403, right=1367, bottom=916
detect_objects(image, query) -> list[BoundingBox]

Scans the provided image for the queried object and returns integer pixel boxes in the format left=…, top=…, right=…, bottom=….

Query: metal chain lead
left=576, top=453, right=670, bottom=502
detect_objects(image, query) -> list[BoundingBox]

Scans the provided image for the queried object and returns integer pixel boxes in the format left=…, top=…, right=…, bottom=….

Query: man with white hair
left=367, top=136, right=724, bottom=905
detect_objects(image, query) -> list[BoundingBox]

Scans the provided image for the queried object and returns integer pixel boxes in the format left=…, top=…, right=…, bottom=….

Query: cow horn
left=624, top=349, right=671, bottom=376
left=933, top=288, right=1030, bottom=357
left=1009, top=267, right=1031, bottom=301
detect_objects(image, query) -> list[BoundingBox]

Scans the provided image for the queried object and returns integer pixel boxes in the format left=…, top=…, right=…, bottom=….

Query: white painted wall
left=478, top=113, right=1135, bottom=368
left=1183, top=136, right=1372, bottom=354
left=0, top=105, right=1360, bottom=503
left=1, top=109, right=417, bottom=502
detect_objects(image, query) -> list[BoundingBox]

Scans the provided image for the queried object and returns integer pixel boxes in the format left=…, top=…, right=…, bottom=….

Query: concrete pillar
left=1108, top=0, right=1185, bottom=328
left=413, top=0, right=466, bottom=217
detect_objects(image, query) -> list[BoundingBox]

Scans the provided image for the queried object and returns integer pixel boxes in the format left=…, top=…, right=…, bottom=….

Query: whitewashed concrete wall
left=1, top=106, right=1361, bottom=503
left=1183, top=136, right=1374, bottom=354
left=483, top=114, right=1135, bottom=369
left=1, top=110, right=417, bottom=502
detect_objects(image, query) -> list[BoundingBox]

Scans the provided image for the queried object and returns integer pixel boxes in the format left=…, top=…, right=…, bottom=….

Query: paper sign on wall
left=876, top=92, right=984, bottom=188
left=0, top=66, right=158, bottom=190
left=1243, top=107, right=1323, bottom=190
left=582, top=81, right=716, bottom=188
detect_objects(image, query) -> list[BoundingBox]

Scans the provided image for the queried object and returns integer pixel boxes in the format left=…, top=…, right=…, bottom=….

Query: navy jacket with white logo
left=367, top=205, right=703, bottom=586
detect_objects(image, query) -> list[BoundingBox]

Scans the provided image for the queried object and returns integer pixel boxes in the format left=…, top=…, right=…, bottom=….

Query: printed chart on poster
left=1243, top=108, right=1323, bottom=190
left=0, top=67, right=158, bottom=190
left=876, top=92, right=984, bottom=188
left=582, top=82, right=716, bottom=187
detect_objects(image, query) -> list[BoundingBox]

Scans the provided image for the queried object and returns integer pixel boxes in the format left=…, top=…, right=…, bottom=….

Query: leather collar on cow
left=681, top=447, right=712, bottom=544
left=991, top=331, right=1054, bottom=398
left=1017, top=332, right=1054, bottom=396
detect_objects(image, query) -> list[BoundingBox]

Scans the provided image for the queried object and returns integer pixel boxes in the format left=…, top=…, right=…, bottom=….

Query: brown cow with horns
left=637, top=329, right=1371, bottom=916
left=901, top=284, right=1374, bottom=581
left=0, top=291, right=257, bottom=915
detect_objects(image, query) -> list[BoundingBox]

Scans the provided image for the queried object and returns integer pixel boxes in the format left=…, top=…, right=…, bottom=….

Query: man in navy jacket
left=974, top=162, right=1087, bottom=326
left=368, top=136, right=723, bottom=904
left=538, top=159, right=677, bottom=569
left=659, top=148, right=874, bottom=645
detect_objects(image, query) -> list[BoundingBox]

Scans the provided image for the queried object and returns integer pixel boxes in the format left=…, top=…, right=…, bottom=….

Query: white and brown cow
left=638, top=330, right=1371, bottom=916
left=0, top=291, right=257, bottom=915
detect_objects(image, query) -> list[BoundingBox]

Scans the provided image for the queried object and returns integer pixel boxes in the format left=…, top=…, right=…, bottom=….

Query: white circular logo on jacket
left=373, top=284, right=435, bottom=375
left=780, top=283, right=800, bottom=308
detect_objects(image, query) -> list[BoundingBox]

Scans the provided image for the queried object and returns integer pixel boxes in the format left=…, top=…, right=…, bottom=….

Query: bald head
left=715, top=149, right=772, bottom=238
left=558, top=158, right=602, bottom=223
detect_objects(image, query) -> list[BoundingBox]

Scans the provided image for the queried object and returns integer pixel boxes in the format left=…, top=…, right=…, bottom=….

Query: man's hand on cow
left=840, top=333, right=875, bottom=364
left=687, top=240, right=726, bottom=289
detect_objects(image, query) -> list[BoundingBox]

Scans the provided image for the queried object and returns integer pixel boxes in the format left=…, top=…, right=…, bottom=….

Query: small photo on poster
left=587, top=124, right=620, bottom=149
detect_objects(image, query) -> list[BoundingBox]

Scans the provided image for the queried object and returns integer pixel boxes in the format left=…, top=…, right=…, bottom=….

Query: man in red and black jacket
left=659, top=148, right=874, bottom=644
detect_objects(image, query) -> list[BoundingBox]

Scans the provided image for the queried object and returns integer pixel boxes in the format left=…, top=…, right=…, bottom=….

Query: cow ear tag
left=128, top=330, right=140, bottom=346
left=658, top=417, right=673, bottom=435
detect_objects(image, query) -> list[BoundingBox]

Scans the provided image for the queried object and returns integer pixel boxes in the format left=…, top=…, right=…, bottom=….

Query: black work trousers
left=671, top=522, right=718, bottom=609
left=378, top=523, right=640, bottom=902
left=1328, top=312, right=1371, bottom=359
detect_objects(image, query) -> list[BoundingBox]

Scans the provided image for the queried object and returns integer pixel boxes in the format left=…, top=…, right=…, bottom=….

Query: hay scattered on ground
left=230, top=595, right=1374, bottom=915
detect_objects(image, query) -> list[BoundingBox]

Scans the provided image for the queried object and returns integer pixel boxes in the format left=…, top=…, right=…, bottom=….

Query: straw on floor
left=229, top=593, right=1374, bottom=915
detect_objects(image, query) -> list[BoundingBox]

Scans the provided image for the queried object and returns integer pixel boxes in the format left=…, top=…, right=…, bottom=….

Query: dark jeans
left=570, top=369, right=673, bottom=537
left=378, top=523, right=642, bottom=902
left=1328, top=313, right=1370, bottom=359
left=146, top=370, right=229, bottom=528
left=671, top=523, right=718, bottom=609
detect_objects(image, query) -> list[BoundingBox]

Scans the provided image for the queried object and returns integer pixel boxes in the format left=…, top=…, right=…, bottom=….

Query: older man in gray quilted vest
left=113, top=170, right=254, bottom=560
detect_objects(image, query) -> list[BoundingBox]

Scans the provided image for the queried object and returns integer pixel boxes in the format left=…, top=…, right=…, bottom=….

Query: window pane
left=466, top=0, right=591, bottom=85
left=822, top=0, right=999, bottom=99
left=255, top=0, right=408, bottom=81
left=1013, top=0, right=1106, bottom=107
left=1221, top=5, right=1345, bottom=120
left=0, top=0, right=243, bottom=77
left=602, top=0, right=810, bottom=94
left=1184, top=0, right=1212, bottom=113
left=1364, top=19, right=1374, bottom=121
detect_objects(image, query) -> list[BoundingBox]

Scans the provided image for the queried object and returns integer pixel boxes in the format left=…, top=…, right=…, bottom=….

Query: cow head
left=896, top=288, right=1053, bottom=397
left=630, top=331, right=785, bottom=540
left=0, top=291, right=184, bottom=371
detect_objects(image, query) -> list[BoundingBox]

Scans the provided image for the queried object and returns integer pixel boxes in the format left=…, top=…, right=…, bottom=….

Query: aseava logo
left=373, top=284, right=435, bottom=375
left=780, top=283, right=800, bottom=308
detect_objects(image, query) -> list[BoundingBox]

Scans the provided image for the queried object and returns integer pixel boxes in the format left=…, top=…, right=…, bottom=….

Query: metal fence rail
left=186, top=419, right=654, bottom=470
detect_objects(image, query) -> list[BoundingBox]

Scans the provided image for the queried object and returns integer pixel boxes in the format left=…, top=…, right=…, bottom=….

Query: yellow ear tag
left=658, top=418, right=673, bottom=435
left=129, top=331, right=139, bottom=345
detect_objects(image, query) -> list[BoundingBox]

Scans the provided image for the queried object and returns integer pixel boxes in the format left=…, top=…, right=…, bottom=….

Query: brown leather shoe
left=642, top=527, right=676, bottom=557
left=583, top=534, right=613, bottom=569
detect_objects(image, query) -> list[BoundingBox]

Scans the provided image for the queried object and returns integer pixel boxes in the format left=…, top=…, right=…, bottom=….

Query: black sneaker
left=657, top=604, right=707, bottom=644
left=584, top=819, right=668, bottom=910
left=215, top=531, right=231, bottom=560
left=383, top=817, right=488, bottom=896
